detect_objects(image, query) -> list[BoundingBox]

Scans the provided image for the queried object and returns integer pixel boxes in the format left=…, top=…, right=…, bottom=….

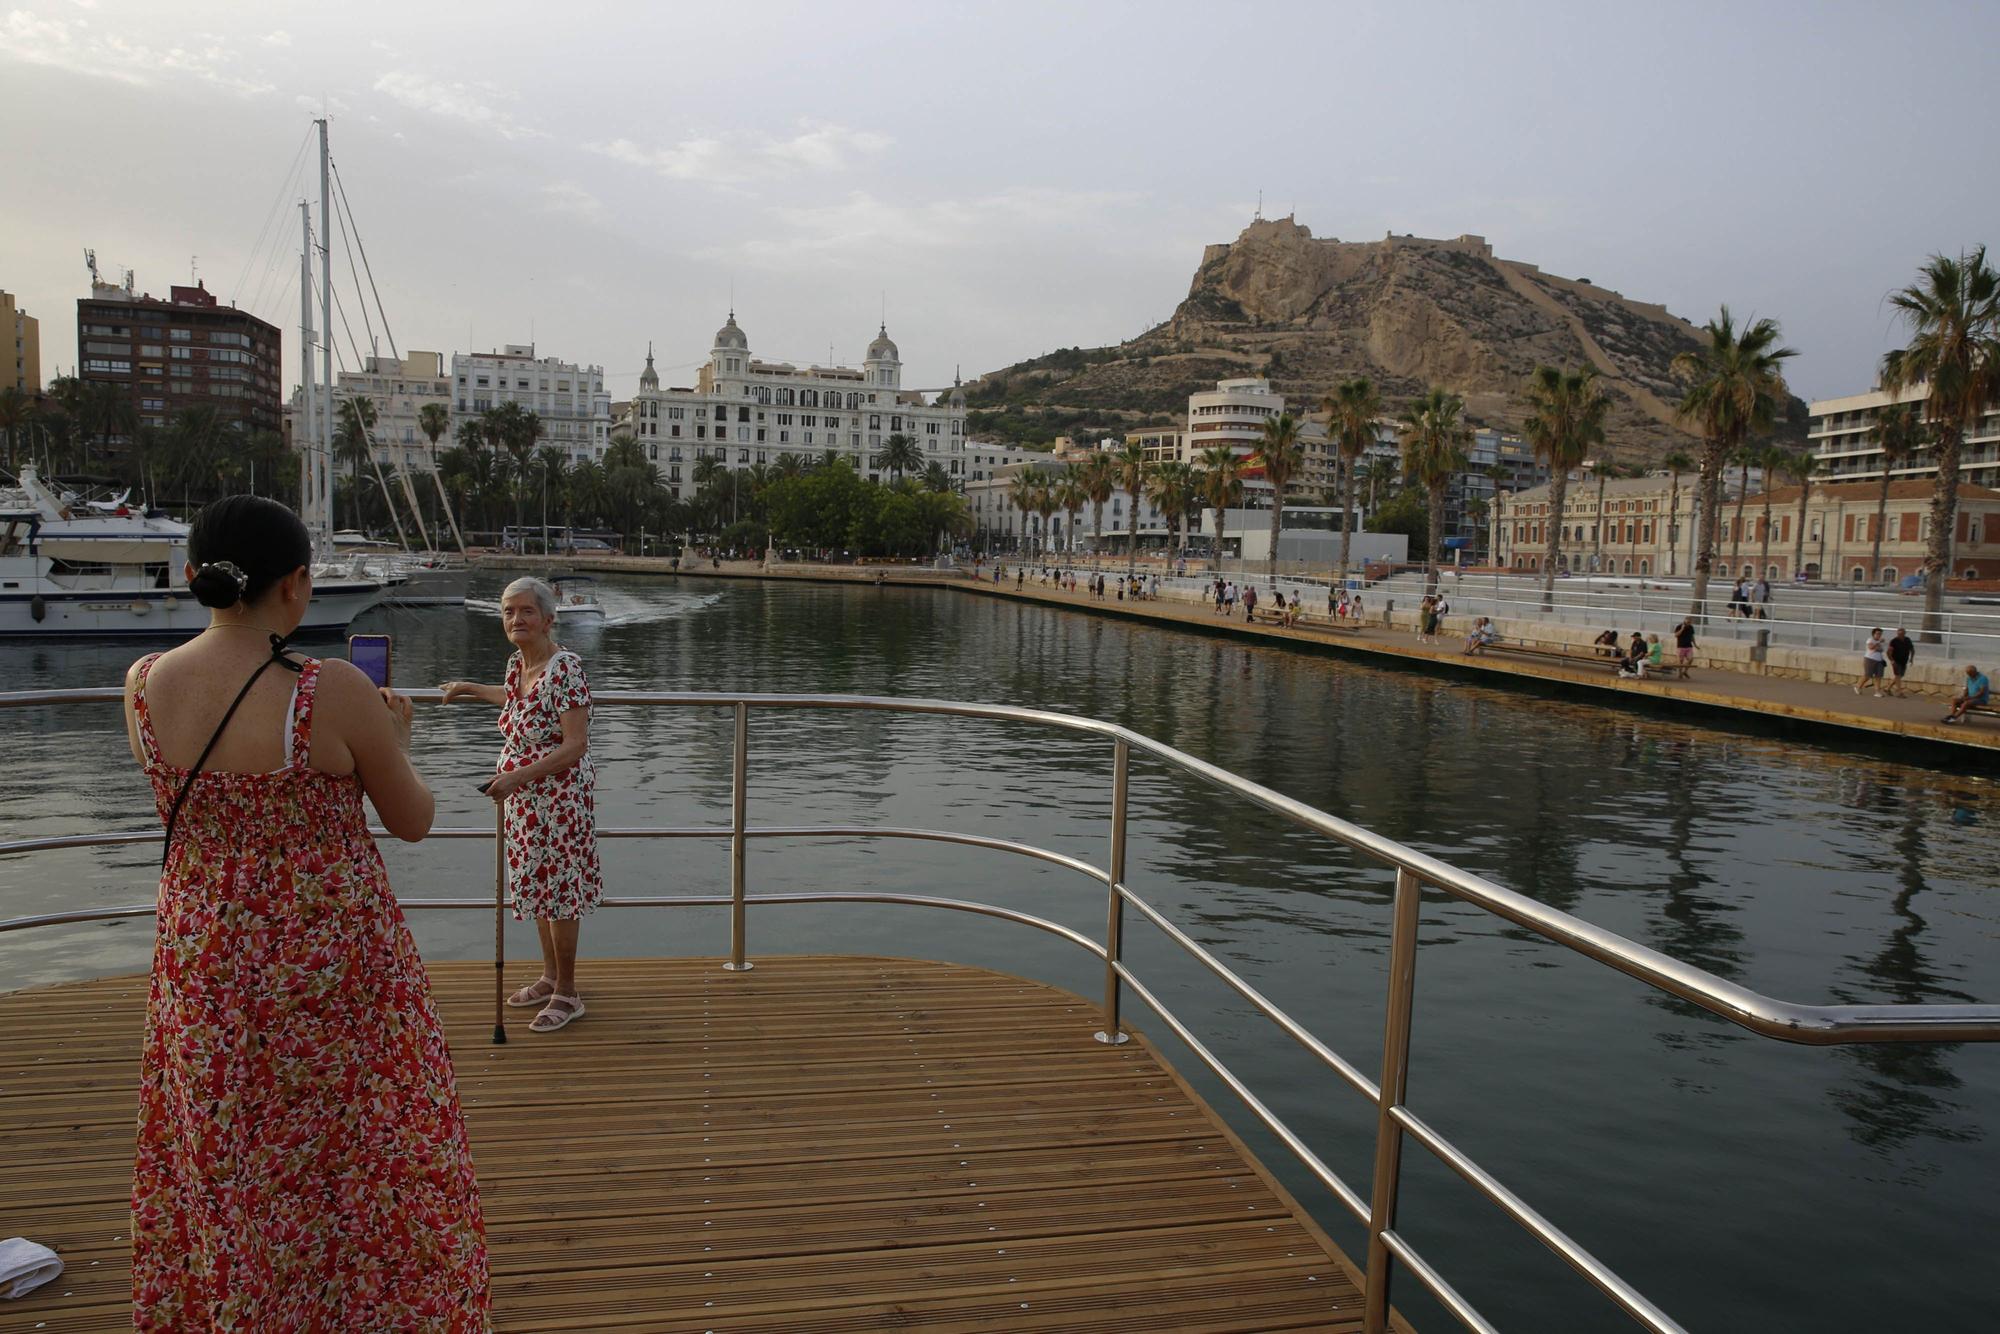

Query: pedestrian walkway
left=957, top=571, right=1999, bottom=753
left=486, top=554, right=1997, bottom=753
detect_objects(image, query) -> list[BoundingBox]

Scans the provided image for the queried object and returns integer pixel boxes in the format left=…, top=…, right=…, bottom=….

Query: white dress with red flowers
left=497, top=648, right=603, bottom=921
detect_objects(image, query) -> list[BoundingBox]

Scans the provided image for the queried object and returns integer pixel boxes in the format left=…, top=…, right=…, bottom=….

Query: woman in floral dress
left=121, top=495, right=488, bottom=1329
left=443, top=576, right=602, bottom=1033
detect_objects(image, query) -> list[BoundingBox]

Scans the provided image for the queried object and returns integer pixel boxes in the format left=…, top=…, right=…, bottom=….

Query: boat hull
left=0, top=582, right=382, bottom=639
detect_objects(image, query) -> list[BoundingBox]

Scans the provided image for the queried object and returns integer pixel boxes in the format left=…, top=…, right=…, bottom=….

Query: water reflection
left=3, top=574, right=1999, bottom=1333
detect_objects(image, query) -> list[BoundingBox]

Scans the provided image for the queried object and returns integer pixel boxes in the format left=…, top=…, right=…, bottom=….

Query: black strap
left=158, top=634, right=303, bottom=869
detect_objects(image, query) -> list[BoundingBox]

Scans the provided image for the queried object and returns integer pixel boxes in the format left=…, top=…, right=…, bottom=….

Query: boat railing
left=4, top=687, right=1999, bottom=1334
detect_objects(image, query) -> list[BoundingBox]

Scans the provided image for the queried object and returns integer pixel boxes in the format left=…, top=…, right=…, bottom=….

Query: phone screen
left=348, top=634, right=392, bottom=688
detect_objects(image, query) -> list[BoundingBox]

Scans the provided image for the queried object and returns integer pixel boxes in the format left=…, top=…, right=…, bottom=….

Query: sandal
left=507, top=976, right=557, bottom=1008
left=530, top=994, right=585, bottom=1033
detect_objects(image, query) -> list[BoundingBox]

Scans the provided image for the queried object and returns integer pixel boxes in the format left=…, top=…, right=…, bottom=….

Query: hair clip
left=198, top=561, right=250, bottom=590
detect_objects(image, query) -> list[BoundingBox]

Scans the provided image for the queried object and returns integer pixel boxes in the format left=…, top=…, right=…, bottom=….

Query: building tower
left=865, top=323, right=900, bottom=392
left=710, top=311, right=748, bottom=384
left=639, top=341, right=659, bottom=393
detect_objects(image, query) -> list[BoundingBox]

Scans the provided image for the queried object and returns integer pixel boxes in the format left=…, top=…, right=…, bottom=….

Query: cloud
left=540, top=182, right=602, bottom=220
left=587, top=119, right=890, bottom=186
left=371, top=70, right=542, bottom=141
left=262, top=30, right=291, bottom=47
left=701, top=187, right=1147, bottom=271
left=1, top=10, right=275, bottom=95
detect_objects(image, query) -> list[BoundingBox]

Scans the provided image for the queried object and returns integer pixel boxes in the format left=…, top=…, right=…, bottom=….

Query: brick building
left=76, top=276, right=283, bottom=455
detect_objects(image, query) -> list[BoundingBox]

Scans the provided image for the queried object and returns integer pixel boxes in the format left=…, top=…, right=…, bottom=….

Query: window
left=738, top=450, right=750, bottom=463
left=168, top=329, right=191, bottom=342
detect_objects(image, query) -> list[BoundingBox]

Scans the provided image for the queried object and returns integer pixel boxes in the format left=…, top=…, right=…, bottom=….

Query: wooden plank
left=0, top=956, right=1386, bottom=1332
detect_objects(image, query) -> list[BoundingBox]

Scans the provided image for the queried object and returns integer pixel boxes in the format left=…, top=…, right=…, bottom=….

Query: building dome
left=713, top=312, right=748, bottom=351
left=866, top=322, right=899, bottom=362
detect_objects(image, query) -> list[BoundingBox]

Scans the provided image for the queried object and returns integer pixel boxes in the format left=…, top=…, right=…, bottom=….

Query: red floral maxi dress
left=497, top=648, right=603, bottom=920
left=129, top=654, right=489, bottom=1330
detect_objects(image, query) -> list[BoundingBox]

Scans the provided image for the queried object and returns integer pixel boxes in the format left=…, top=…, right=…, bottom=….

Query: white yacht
left=0, top=467, right=382, bottom=638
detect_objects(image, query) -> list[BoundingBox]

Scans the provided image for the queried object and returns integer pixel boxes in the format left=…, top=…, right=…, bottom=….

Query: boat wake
left=465, top=591, right=724, bottom=628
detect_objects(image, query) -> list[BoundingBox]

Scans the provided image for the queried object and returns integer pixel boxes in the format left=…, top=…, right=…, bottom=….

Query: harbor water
left=3, top=573, right=1996, bottom=1333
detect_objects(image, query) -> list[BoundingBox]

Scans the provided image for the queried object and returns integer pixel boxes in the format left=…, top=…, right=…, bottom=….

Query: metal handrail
left=5, top=687, right=1998, bottom=1334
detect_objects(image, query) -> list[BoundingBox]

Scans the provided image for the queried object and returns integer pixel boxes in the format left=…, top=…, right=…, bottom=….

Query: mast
left=299, top=201, right=316, bottom=535
left=317, top=117, right=334, bottom=545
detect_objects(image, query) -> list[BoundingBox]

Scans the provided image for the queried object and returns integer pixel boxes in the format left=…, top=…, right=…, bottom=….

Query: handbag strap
left=158, top=634, right=303, bottom=869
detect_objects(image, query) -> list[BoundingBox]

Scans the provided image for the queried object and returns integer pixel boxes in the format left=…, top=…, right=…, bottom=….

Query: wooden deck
left=0, top=955, right=1380, bottom=1331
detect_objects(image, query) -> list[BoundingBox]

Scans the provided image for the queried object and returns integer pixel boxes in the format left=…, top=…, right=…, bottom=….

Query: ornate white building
left=624, top=313, right=968, bottom=498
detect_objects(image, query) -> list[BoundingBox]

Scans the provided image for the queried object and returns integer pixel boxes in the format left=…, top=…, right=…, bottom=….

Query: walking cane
left=490, top=793, right=507, bottom=1045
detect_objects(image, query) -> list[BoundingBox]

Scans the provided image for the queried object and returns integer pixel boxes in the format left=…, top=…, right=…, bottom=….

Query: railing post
left=723, top=701, right=754, bottom=972
left=1363, top=867, right=1423, bottom=1334
left=1095, top=738, right=1131, bottom=1045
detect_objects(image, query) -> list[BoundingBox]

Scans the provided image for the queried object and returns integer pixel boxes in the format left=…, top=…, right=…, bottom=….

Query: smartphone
left=348, top=634, right=393, bottom=688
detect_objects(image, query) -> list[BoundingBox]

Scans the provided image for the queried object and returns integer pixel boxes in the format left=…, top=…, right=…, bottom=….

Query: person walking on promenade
left=1887, top=628, right=1915, bottom=697
left=1243, top=584, right=1258, bottom=621
left=1942, top=665, right=1991, bottom=724
left=1351, top=591, right=1366, bottom=623
left=1215, top=578, right=1227, bottom=616
left=122, top=496, right=488, bottom=1329
left=1728, top=578, right=1748, bottom=619
left=1417, top=595, right=1438, bottom=644
left=1755, top=576, right=1772, bottom=619
left=444, top=577, right=604, bottom=1034
left=1673, top=618, right=1697, bottom=679
left=1856, top=629, right=1888, bottom=698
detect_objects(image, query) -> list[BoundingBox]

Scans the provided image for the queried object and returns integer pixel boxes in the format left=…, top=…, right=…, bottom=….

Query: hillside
left=969, top=218, right=1801, bottom=460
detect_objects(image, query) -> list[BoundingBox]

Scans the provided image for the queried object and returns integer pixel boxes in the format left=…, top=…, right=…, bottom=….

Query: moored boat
left=0, top=466, right=381, bottom=638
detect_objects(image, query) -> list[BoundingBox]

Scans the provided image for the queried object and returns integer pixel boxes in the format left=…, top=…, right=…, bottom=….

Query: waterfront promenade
left=496, top=556, right=1999, bottom=754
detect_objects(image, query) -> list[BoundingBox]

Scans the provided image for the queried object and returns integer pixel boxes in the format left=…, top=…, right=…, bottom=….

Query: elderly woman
left=442, top=576, right=602, bottom=1033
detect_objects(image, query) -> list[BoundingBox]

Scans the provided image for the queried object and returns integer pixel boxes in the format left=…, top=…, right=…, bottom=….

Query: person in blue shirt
left=1943, top=664, right=1991, bottom=724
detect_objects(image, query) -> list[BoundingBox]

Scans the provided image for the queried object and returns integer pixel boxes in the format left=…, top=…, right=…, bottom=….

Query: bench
left=1476, top=639, right=1666, bottom=676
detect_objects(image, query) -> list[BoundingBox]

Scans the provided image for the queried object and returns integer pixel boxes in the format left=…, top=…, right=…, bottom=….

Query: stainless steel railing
left=5, top=687, right=1999, bottom=1334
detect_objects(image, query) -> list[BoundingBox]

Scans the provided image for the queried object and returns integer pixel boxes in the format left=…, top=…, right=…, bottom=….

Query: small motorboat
left=550, top=574, right=604, bottom=620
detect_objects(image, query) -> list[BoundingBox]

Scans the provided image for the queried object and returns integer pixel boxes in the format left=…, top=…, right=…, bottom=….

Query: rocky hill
left=969, top=218, right=1792, bottom=461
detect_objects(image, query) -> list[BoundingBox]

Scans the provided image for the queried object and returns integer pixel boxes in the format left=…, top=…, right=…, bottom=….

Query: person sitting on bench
left=1943, top=664, right=1991, bottom=724
left=1617, top=631, right=1648, bottom=678
left=1463, top=617, right=1499, bottom=655
left=1593, top=628, right=1620, bottom=658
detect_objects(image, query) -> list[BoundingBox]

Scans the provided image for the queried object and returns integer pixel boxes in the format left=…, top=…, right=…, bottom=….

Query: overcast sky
left=4, top=0, right=1995, bottom=407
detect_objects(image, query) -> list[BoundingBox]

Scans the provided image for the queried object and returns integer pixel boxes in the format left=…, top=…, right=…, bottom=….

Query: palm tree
left=1777, top=447, right=1821, bottom=579
left=920, top=460, right=953, bottom=493
left=1197, top=445, right=1244, bottom=571
left=1032, top=483, right=1060, bottom=555
left=1881, top=247, right=2000, bottom=635
left=871, top=432, right=923, bottom=484
left=1727, top=440, right=1762, bottom=570
left=1057, top=469, right=1087, bottom=559
left=1254, top=411, right=1306, bottom=580
left=1113, top=440, right=1150, bottom=578
left=0, top=386, right=29, bottom=472
left=1322, top=377, right=1381, bottom=582
left=1866, top=401, right=1923, bottom=583
left=417, top=402, right=467, bottom=553
left=334, top=397, right=375, bottom=488
left=1756, top=443, right=1787, bottom=578
left=1398, top=388, right=1472, bottom=590
left=1079, top=452, right=1116, bottom=560
left=1359, top=457, right=1399, bottom=512
left=1520, top=365, right=1609, bottom=603
left=1661, top=450, right=1694, bottom=575
left=1673, top=307, right=1797, bottom=617
left=814, top=448, right=841, bottom=471
left=774, top=451, right=807, bottom=480
left=87, top=381, right=134, bottom=477
left=1147, top=461, right=1199, bottom=561
left=1007, top=473, right=1042, bottom=556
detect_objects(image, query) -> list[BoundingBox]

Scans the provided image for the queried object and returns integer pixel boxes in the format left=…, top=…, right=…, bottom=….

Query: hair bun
left=190, top=561, right=248, bottom=609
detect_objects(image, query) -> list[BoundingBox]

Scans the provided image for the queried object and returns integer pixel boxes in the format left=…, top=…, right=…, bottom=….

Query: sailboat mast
left=318, top=117, right=334, bottom=543
left=299, top=201, right=316, bottom=533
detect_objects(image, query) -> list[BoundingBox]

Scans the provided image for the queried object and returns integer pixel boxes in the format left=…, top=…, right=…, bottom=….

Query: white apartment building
left=287, top=351, right=453, bottom=474
left=1810, top=383, right=2000, bottom=491
left=1184, top=377, right=1339, bottom=496
left=450, top=344, right=612, bottom=464
left=627, top=313, right=967, bottom=499
left=965, top=441, right=1046, bottom=482
left=966, top=452, right=1173, bottom=554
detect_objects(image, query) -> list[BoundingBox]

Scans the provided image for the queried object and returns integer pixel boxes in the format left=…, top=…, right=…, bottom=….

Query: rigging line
left=329, top=156, right=401, bottom=364
left=328, top=168, right=377, bottom=361
left=243, top=146, right=314, bottom=327
left=231, top=123, right=314, bottom=310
